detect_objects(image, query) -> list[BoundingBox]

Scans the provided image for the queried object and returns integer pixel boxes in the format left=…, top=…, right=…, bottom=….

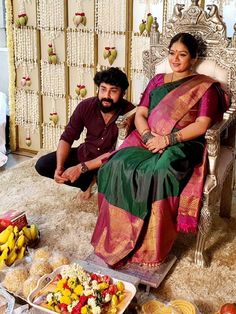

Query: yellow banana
left=16, top=234, right=25, bottom=249
left=0, top=225, right=13, bottom=244
left=5, top=248, right=18, bottom=266
left=30, top=224, right=38, bottom=241
left=0, top=241, right=9, bottom=251
left=22, top=226, right=32, bottom=241
left=6, top=231, right=16, bottom=251
left=13, top=225, right=19, bottom=238
left=17, top=246, right=26, bottom=260
left=0, top=247, right=10, bottom=262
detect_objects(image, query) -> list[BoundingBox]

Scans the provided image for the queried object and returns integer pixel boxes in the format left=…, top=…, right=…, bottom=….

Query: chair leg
left=194, top=204, right=212, bottom=267
left=220, top=164, right=233, bottom=218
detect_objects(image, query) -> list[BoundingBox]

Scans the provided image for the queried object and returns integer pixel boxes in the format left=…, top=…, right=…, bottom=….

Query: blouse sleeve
left=198, top=84, right=219, bottom=122
left=139, top=74, right=164, bottom=108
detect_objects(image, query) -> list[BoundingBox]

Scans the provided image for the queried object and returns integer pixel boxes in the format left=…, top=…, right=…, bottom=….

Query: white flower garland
left=37, top=0, right=64, bottom=29
left=95, top=0, right=126, bottom=34
left=15, top=89, right=40, bottom=131
left=68, top=97, right=79, bottom=118
left=131, top=33, right=150, bottom=78
left=41, top=61, right=66, bottom=97
left=13, top=26, right=38, bottom=68
left=67, top=28, right=94, bottom=67
left=42, top=123, right=65, bottom=150
left=37, top=0, right=64, bottom=42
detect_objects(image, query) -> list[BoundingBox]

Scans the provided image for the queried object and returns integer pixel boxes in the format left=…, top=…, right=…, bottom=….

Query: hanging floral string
left=41, top=61, right=66, bottom=97
left=15, top=89, right=40, bottom=132
left=67, top=28, right=94, bottom=67
left=95, top=0, right=126, bottom=34
left=42, top=123, right=65, bottom=150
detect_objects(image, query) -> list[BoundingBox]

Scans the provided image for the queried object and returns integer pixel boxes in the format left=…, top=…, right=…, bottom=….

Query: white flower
left=104, top=293, right=111, bottom=302
left=54, top=291, right=62, bottom=300
left=92, top=280, right=99, bottom=290
left=91, top=306, right=102, bottom=314
left=46, top=293, right=53, bottom=303
left=68, top=300, right=79, bottom=313
left=88, top=297, right=96, bottom=308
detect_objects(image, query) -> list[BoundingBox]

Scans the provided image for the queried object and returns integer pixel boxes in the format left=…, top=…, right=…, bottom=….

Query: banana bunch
left=0, top=225, right=27, bottom=267
left=21, top=224, right=40, bottom=247
left=0, top=224, right=40, bottom=267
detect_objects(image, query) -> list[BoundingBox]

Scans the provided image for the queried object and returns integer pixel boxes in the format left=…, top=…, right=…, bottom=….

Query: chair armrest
left=116, top=107, right=137, bottom=141
left=205, top=107, right=236, bottom=176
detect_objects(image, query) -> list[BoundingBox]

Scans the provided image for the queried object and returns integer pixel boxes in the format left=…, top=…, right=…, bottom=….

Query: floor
left=0, top=151, right=35, bottom=172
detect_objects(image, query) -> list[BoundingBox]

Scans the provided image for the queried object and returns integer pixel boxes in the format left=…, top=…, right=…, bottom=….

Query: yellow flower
left=62, top=288, right=72, bottom=297
left=56, top=278, right=67, bottom=290
left=68, top=277, right=77, bottom=289
left=81, top=305, right=88, bottom=314
left=74, top=284, right=84, bottom=296
left=59, top=295, right=71, bottom=305
left=71, top=293, right=79, bottom=301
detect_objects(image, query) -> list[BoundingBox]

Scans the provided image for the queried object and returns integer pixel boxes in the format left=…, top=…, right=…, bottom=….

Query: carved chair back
left=143, top=0, right=236, bottom=267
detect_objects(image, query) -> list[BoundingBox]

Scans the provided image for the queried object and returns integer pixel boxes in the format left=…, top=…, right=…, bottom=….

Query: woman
left=91, top=33, right=228, bottom=267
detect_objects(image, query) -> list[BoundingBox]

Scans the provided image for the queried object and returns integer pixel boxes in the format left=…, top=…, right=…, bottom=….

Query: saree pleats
left=92, top=142, right=204, bottom=265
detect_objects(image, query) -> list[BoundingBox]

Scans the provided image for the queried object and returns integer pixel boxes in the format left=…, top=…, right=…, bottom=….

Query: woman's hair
left=94, top=67, right=129, bottom=92
left=168, top=32, right=207, bottom=58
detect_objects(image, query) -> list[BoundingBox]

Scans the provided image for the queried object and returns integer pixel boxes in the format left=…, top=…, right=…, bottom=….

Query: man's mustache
left=101, top=98, right=114, bottom=104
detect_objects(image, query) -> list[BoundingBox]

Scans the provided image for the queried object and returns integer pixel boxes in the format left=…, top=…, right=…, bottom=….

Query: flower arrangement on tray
left=31, top=263, right=135, bottom=314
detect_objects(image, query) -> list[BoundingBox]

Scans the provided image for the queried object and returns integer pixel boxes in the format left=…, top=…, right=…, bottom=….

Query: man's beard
left=98, top=98, right=120, bottom=113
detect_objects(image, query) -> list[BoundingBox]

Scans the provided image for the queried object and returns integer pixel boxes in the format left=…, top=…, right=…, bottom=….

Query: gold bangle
left=163, top=135, right=169, bottom=146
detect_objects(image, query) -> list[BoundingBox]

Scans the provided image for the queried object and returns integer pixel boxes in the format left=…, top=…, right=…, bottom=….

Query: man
left=35, top=67, right=134, bottom=200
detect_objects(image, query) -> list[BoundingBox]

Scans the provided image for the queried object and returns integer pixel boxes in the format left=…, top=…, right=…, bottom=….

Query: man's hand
left=54, top=167, right=68, bottom=184
left=61, top=165, right=82, bottom=183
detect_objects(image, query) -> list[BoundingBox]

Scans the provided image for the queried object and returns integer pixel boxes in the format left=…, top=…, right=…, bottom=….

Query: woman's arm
left=147, top=116, right=212, bottom=153
left=134, top=106, right=150, bottom=136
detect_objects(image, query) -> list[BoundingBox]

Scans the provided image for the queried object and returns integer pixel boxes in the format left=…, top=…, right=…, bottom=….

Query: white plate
left=28, top=264, right=137, bottom=314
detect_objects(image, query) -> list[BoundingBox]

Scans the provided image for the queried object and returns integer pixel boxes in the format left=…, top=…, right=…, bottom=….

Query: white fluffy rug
left=0, top=155, right=236, bottom=314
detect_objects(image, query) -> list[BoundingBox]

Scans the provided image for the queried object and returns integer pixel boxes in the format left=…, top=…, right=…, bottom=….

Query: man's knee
left=35, top=156, right=46, bottom=176
left=35, top=154, right=55, bottom=179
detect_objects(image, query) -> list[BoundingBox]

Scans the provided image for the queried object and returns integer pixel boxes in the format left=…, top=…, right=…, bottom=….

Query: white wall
left=0, top=48, right=9, bottom=100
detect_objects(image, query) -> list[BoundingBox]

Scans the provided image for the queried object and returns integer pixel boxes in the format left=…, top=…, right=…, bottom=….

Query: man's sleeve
left=60, top=102, right=85, bottom=145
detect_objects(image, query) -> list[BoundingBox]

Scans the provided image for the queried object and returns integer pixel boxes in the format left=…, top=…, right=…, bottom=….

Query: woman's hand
left=146, top=132, right=169, bottom=153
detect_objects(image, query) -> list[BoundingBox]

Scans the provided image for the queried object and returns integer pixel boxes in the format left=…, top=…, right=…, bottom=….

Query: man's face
left=97, top=83, right=123, bottom=113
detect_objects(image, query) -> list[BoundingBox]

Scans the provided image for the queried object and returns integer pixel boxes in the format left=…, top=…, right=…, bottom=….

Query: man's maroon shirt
left=60, top=96, right=134, bottom=162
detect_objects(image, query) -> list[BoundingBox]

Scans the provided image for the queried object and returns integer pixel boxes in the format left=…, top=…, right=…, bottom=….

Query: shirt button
left=97, top=148, right=100, bottom=151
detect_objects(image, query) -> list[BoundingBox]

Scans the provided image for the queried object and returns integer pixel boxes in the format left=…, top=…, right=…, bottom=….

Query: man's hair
left=94, top=67, right=129, bottom=92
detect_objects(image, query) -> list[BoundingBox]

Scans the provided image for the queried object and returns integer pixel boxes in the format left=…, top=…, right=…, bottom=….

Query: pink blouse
left=139, top=73, right=219, bottom=123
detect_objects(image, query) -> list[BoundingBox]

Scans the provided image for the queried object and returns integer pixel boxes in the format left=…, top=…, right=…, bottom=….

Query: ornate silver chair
left=142, top=0, right=236, bottom=267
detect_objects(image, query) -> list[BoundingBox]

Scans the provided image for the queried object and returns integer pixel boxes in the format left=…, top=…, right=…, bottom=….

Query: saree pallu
left=91, top=74, right=227, bottom=266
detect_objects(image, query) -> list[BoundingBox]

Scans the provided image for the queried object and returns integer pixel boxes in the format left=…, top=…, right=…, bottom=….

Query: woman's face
left=168, top=41, right=193, bottom=73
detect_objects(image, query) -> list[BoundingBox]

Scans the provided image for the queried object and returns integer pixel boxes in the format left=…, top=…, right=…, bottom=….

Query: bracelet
left=163, top=135, right=169, bottom=147
left=141, top=128, right=150, bottom=136
left=177, top=131, right=183, bottom=142
left=168, top=132, right=178, bottom=146
left=142, top=132, right=154, bottom=144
